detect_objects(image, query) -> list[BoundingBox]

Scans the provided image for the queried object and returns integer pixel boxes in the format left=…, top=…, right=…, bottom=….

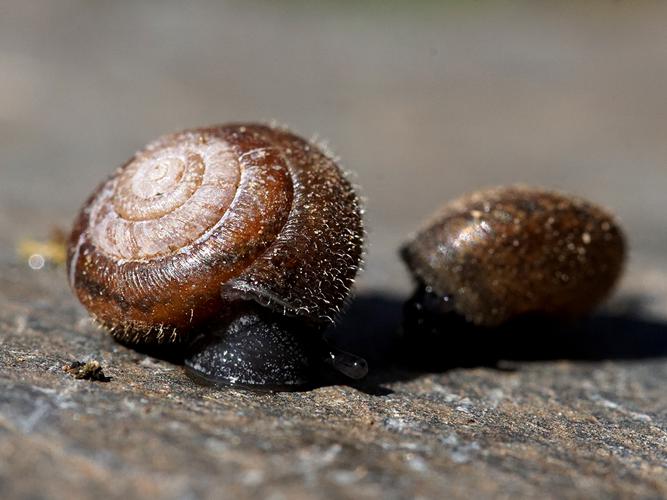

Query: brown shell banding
left=67, top=124, right=363, bottom=344
left=401, top=185, right=626, bottom=326
left=221, top=128, right=364, bottom=324
left=89, top=133, right=242, bottom=260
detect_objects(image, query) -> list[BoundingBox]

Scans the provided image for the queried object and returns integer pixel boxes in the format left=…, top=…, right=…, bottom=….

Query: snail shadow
left=128, top=293, right=667, bottom=395
left=329, top=293, right=667, bottom=391
left=325, top=294, right=406, bottom=394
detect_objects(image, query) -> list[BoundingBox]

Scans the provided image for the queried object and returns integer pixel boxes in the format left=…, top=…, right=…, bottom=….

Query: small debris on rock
left=63, top=360, right=111, bottom=382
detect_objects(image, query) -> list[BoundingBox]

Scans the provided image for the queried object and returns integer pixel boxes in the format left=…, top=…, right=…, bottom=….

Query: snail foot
left=184, top=303, right=368, bottom=391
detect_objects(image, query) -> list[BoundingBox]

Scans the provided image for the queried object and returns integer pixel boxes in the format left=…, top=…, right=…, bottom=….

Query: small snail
left=401, top=186, right=626, bottom=327
left=67, top=123, right=367, bottom=389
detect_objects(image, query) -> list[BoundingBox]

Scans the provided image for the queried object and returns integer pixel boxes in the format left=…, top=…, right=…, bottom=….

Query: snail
left=401, top=186, right=626, bottom=327
left=67, top=123, right=367, bottom=389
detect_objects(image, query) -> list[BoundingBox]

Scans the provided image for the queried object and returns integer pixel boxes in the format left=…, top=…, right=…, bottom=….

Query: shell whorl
left=67, top=124, right=364, bottom=345
left=91, top=134, right=241, bottom=260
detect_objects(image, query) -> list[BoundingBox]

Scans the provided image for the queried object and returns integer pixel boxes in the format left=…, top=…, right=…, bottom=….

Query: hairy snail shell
left=67, top=124, right=364, bottom=347
left=401, top=185, right=626, bottom=326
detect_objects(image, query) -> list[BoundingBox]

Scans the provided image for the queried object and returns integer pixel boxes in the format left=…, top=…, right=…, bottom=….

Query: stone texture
left=1, top=2, right=667, bottom=499
left=1, top=261, right=666, bottom=500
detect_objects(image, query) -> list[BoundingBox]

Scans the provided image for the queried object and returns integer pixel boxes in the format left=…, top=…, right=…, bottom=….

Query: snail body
left=68, top=123, right=367, bottom=388
left=401, top=186, right=626, bottom=327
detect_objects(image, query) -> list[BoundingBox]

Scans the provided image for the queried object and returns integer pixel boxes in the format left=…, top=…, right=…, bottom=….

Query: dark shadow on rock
left=110, top=292, right=667, bottom=394
left=115, top=295, right=406, bottom=394
left=325, top=292, right=667, bottom=389
left=399, top=312, right=667, bottom=372
left=325, top=293, right=418, bottom=390
left=395, top=291, right=667, bottom=374
left=326, top=294, right=405, bottom=368
left=114, top=338, right=187, bottom=366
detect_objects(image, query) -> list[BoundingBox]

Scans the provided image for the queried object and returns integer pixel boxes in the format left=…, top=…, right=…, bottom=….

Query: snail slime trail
left=67, top=123, right=367, bottom=390
left=401, top=185, right=626, bottom=329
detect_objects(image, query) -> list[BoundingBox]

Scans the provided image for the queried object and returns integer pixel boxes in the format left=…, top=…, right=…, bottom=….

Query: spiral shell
left=67, top=124, right=364, bottom=344
left=401, top=186, right=625, bottom=326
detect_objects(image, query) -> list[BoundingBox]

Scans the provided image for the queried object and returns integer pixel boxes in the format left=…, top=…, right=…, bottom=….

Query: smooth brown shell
left=67, top=124, right=364, bottom=344
left=401, top=186, right=626, bottom=326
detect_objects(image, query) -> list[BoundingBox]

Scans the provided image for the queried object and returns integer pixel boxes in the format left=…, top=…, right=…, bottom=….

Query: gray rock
left=2, top=2, right=667, bottom=498
left=1, top=261, right=666, bottom=499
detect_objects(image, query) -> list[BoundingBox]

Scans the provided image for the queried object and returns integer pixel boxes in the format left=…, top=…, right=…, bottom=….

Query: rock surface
left=1, top=2, right=667, bottom=499
left=1, top=261, right=666, bottom=500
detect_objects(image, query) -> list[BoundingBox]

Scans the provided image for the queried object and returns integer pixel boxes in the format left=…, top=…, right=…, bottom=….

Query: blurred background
left=1, top=0, right=666, bottom=297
